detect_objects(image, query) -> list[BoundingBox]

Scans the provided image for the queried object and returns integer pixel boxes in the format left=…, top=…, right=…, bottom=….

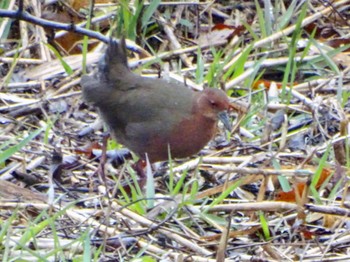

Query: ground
left=1, top=0, right=350, bottom=261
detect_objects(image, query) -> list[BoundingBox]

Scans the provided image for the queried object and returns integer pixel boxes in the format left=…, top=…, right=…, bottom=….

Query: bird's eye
left=210, top=100, right=217, bottom=107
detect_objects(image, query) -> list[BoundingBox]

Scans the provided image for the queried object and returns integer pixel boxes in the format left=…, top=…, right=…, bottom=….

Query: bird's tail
left=99, top=37, right=130, bottom=81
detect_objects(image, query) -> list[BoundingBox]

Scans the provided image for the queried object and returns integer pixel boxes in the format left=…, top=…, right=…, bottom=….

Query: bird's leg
left=96, top=133, right=108, bottom=185
left=132, top=159, right=147, bottom=189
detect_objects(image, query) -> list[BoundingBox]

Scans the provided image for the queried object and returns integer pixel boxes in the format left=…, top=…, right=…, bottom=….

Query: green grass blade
left=0, top=126, right=45, bottom=164
left=142, top=0, right=160, bottom=29
left=46, top=44, right=73, bottom=75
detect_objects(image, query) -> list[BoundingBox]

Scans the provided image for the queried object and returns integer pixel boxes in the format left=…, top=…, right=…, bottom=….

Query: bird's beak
left=218, top=111, right=231, bottom=132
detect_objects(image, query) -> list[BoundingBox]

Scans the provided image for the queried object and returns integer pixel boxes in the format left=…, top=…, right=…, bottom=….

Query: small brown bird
left=81, top=38, right=231, bottom=163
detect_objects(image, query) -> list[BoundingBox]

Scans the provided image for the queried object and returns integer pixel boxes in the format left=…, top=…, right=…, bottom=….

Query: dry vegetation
left=1, top=0, right=350, bottom=261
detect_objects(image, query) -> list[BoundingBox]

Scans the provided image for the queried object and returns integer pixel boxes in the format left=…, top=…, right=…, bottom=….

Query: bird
left=81, top=37, right=231, bottom=163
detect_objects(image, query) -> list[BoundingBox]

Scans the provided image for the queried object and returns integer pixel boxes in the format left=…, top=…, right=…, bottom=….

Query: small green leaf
left=259, top=211, right=271, bottom=240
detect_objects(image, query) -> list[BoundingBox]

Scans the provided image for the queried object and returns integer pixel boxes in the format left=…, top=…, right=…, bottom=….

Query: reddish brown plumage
left=81, top=38, right=231, bottom=162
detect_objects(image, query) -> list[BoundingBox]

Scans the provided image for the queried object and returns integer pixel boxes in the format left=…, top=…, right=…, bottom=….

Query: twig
left=0, top=8, right=142, bottom=53
left=0, top=8, right=107, bottom=43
